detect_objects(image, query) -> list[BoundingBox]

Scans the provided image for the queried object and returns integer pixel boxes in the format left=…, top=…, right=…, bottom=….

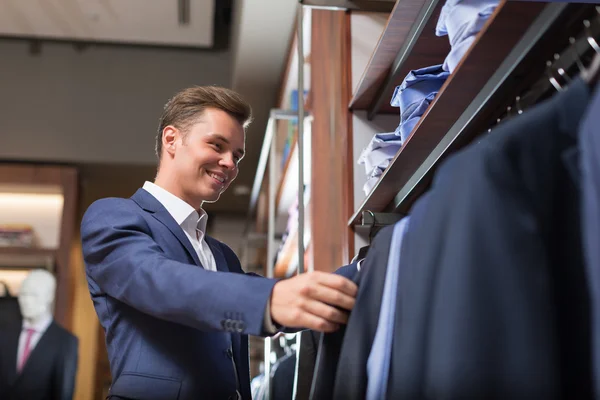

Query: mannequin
left=0, top=269, right=78, bottom=400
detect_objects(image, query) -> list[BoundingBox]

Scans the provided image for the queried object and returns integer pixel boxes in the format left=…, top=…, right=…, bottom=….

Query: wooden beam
left=310, top=9, right=354, bottom=270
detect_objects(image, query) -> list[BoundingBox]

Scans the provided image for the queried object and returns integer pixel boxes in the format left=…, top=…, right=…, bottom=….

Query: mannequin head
left=18, top=269, right=56, bottom=323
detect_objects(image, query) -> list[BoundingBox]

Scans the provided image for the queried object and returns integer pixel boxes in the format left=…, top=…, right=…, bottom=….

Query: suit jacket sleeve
left=81, top=199, right=277, bottom=336
left=55, top=334, right=78, bottom=400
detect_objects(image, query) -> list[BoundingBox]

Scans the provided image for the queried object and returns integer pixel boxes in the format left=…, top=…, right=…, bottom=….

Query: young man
left=80, top=86, right=357, bottom=400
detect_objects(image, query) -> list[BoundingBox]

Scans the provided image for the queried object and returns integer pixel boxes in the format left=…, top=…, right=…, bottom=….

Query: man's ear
left=162, top=126, right=179, bottom=156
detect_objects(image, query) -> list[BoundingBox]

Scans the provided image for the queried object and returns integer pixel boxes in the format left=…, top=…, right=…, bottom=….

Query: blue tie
left=366, top=217, right=410, bottom=400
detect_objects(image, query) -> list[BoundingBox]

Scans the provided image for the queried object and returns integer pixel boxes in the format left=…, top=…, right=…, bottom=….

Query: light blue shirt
left=366, top=217, right=410, bottom=400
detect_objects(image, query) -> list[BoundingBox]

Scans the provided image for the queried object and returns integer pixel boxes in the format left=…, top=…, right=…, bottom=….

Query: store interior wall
left=0, top=39, right=232, bottom=166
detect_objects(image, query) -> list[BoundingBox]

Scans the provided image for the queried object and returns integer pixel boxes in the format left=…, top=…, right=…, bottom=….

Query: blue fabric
left=436, top=0, right=499, bottom=72
left=358, top=131, right=404, bottom=194
left=80, top=188, right=277, bottom=400
left=366, top=217, right=410, bottom=400
left=391, top=64, right=450, bottom=142
left=357, top=65, right=448, bottom=195
left=581, top=85, right=600, bottom=397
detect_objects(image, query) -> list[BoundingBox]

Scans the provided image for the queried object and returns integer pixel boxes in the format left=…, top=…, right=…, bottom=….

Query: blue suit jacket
left=81, top=188, right=277, bottom=400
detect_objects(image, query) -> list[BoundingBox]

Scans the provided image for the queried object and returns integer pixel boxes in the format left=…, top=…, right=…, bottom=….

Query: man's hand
left=270, top=271, right=358, bottom=333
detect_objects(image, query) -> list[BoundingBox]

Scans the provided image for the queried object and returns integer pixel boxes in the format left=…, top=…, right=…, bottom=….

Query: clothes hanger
left=351, top=211, right=375, bottom=264
left=547, top=60, right=564, bottom=92
left=580, top=18, right=600, bottom=89
left=515, top=96, right=524, bottom=115
left=570, top=37, right=586, bottom=74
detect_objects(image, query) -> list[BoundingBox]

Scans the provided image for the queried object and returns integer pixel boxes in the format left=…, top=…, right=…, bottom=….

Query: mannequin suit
left=0, top=320, right=78, bottom=400
left=0, top=270, right=78, bottom=400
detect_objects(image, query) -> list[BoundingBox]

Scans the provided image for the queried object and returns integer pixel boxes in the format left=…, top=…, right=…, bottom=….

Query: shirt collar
left=22, top=314, right=53, bottom=334
left=142, top=181, right=208, bottom=238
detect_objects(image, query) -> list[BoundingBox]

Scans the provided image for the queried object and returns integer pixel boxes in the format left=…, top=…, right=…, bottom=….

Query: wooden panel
left=349, top=1, right=545, bottom=224
left=311, top=9, right=354, bottom=270
left=351, top=0, right=430, bottom=108
left=56, top=167, right=78, bottom=328
left=0, top=164, right=64, bottom=185
left=350, top=0, right=450, bottom=113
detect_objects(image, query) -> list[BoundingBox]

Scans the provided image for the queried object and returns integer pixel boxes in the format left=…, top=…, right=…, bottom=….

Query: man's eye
left=212, top=143, right=222, bottom=150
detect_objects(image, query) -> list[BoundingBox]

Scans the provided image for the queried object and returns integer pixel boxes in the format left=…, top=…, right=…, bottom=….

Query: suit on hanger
left=580, top=82, right=600, bottom=397
left=0, top=320, right=78, bottom=400
left=294, top=262, right=358, bottom=400
left=310, top=225, right=395, bottom=400
left=388, top=78, right=593, bottom=399
left=81, top=188, right=278, bottom=400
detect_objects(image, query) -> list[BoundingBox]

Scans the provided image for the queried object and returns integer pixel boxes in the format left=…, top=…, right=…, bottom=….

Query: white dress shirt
left=142, top=181, right=277, bottom=334
left=143, top=181, right=216, bottom=271
left=17, top=314, right=53, bottom=371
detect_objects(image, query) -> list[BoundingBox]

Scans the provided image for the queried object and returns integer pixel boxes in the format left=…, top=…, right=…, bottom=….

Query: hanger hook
left=584, top=20, right=600, bottom=54
left=547, top=60, right=563, bottom=92
left=363, top=210, right=376, bottom=240
left=515, top=96, right=523, bottom=115
left=569, top=37, right=586, bottom=73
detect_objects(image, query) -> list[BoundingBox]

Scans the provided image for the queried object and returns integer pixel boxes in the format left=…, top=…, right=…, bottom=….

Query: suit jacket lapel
left=17, top=322, right=55, bottom=381
left=206, top=237, right=230, bottom=273
left=131, top=189, right=202, bottom=267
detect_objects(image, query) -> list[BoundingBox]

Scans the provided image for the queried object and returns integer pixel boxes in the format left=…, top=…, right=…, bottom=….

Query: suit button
left=226, top=348, right=233, bottom=358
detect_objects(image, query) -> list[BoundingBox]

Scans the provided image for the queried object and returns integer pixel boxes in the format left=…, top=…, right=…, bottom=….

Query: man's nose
left=220, top=154, right=236, bottom=170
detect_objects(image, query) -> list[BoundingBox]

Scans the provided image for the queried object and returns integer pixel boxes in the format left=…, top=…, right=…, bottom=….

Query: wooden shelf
left=0, top=247, right=56, bottom=269
left=349, top=0, right=449, bottom=115
left=349, top=0, right=546, bottom=225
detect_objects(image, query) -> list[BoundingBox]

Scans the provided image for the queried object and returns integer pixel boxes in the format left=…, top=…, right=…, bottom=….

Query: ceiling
left=0, top=0, right=298, bottom=215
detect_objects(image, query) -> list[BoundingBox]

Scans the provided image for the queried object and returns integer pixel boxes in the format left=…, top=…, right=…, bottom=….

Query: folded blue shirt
left=357, top=65, right=449, bottom=195
left=436, top=0, right=499, bottom=72
left=391, top=64, right=450, bottom=142
left=358, top=131, right=403, bottom=194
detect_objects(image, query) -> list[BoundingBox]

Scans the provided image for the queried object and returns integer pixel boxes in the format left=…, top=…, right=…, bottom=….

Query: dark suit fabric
left=580, top=84, right=600, bottom=397
left=388, top=79, right=592, bottom=399
left=81, top=189, right=277, bottom=400
left=0, top=321, right=78, bottom=400
left=310, top=226, right=395, bottom=400
left=270, top=353, right=296, bottom=400
left=294, top=263, right=359, bottom=400
left=0, top=282, right=21, bottom=329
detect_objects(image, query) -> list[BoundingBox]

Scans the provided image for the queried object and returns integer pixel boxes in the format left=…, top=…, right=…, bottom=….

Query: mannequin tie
left=18, top=328, right=36, bottom=372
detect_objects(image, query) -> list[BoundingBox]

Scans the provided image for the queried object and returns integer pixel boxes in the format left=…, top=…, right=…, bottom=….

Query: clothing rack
left=490, top=8, right=600, bottom=129
left=381, top=3, right=599, bottom=218
left=353, top=5, right=600, bottom=239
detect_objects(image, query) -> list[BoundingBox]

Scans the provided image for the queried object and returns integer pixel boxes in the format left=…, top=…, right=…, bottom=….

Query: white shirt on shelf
left=17, top=314, right=53, bottom=371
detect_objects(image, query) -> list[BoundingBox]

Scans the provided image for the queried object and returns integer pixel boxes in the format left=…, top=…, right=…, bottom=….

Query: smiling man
left=80, top=86, right=358, bottom=400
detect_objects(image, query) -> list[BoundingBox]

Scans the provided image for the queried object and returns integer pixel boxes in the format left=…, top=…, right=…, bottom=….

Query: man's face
left=165, top=108, right=245, bottom=206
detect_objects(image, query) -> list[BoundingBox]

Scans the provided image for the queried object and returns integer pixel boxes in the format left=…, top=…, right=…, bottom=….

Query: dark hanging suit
left=310, top=225, right=396, bottom=400
left=0, top=282, right=21, bottom=328
left=0, top=320, right=78, bottom=400
left=388, top=78, right=593, bottom=399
